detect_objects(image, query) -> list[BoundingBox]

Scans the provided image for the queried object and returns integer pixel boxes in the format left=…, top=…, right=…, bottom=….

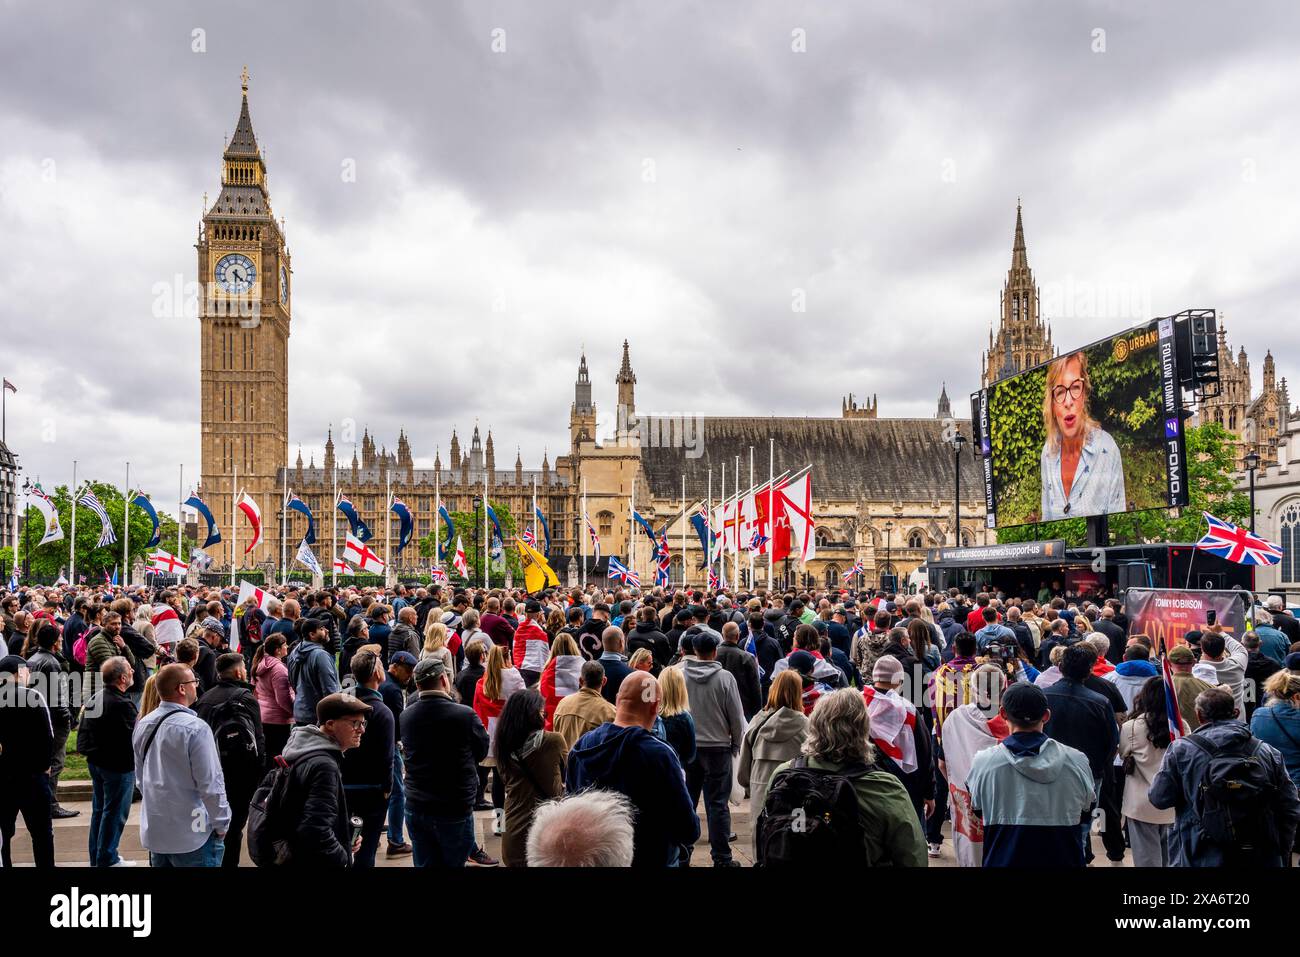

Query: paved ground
left=6, top=794, right=1133, bottom=867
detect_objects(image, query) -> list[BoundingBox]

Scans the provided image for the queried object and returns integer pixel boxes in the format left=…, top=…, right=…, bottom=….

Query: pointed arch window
left=1281, top=502, right=1300, bottom=584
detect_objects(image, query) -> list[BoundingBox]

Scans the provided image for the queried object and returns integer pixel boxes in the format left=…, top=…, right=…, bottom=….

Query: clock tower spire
left=198, top=69, right=292, bottom=571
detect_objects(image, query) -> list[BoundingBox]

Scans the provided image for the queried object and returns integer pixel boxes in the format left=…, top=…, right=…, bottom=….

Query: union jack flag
left=747, top=530, right=770, bottom=552
left=708, top=567, right=720, bottom=589
left=697, top=505, right=713, bottom=535
left=656, top=531, right=671, bottom=586
left=521, top=527, right=536, bottom=547
left=842, top=561, right=865, bottom=583
left=608, top=556, right=639, bottom=588
left=1195, top=512, right=1282, bottom=565
left=1158, top=636, right=1186, bottom=740
left=431, top=566, right=449, bottom=584
left=585, top=513, right=601, bottom=563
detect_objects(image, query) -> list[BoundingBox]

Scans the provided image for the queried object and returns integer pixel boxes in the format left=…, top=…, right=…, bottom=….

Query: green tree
left=417, top=502, right=522, bottom=586
left=997, top=421, right=1249, bottom=546
left=13, top=482, right=196, bottom=581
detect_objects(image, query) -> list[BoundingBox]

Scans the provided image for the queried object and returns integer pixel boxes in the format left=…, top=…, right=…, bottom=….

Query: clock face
left=280, top=264, right=288, bottom=304
left=215, top=253, right=256, bottom=294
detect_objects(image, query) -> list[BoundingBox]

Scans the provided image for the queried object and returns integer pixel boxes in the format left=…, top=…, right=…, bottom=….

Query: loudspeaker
left=1117, top=563, right=1153, bottom=592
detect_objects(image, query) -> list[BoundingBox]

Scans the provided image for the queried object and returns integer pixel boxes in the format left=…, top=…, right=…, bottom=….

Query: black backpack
left=1185, top=732, right=1282, bottom=860
left=207, top=694, right=263, bottom=770
left=754, top=756, right=870, bottom=867
left=247, top=756, right=295, bottom=867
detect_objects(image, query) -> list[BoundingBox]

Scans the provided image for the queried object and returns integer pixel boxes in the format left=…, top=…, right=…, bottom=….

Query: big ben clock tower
left=198, top=68, right=291, bottom=569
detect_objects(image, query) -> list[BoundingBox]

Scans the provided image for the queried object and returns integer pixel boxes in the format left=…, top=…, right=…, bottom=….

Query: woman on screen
left=1039, top=351, right=1126, bottom=520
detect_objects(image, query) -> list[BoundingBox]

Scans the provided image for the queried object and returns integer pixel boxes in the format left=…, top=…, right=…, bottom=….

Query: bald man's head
left=614, top=671, right=660, bottom=730
left=602, top=626, right=625, bottom=654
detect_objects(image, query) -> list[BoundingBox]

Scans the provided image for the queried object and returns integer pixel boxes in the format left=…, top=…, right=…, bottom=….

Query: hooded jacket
left=1150, top=719, right=1300, bottom=866
left=1103, top=659, right=1158, bottom=712
left=254, top=651, right=295, bottom=725
left=566, top=722, right=699, bottom=867
left=737, top=706, right=807, bottom=816
left=680, top=658, right=746, bottom=752
left=286, top=638, right=341, bottom=725
left=627, top=622, right=672, bottom=672
left=279, top=725, right=351, bottom=868
left=1252, top=701, right=1300, bottom=788
left=966, top=731, right=1094, bottom=867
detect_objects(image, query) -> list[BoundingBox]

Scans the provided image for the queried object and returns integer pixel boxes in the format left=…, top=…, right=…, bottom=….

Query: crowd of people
left=2, top=578, right=1300, bottom=868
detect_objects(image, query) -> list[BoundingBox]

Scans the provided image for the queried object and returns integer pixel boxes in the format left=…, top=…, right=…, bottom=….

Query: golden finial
left=241, top=65, right=249, bottom=95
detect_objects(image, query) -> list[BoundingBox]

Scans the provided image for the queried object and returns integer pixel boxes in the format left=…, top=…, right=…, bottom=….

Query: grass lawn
left=64, top=731, right=89, bottom=781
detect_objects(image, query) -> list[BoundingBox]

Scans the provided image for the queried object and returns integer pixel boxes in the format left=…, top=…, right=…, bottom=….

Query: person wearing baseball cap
left=1165, top=643, right=1212, bottom=732
left=965, top=681, right=1094, bottom=868
left=276, top=692, right=372, bottom=868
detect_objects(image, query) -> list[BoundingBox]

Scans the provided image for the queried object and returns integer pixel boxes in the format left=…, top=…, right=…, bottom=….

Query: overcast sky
left=2, top=0, right=1298, bottom=506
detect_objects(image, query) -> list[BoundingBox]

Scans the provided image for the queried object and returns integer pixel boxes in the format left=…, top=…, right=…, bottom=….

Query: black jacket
left=26, top=649, right=72, bottom=731
left=401, top=690, right=489, bottom=818
left=454, top=663, right=484, bottom=708
left=627, top=623, right=672, bottom=672
left=193, top=678, right=265, bottom=774
left=280, top=728, right=351, bottom=869
left=1043, top=678, right=1119, bottom=780
left=716, top=642, right=762, bottom=719
left=77, top=685, right=138, bottom=773
left=745, top=629, right=783, bottom=696
left=0, top=680, right=54, bottom=778
left=194, top=641, right=220, bottom=695
left=118, top=623, right=154, bottom=693
left=342, top=686, right=394, bottom=793
left=776, top=614, right=803, bottom=656
left=1093, top=619, right=1127, bottom=664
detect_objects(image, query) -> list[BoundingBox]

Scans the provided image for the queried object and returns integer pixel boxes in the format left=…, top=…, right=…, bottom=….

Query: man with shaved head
left=566, top=670, right=700, bottom=867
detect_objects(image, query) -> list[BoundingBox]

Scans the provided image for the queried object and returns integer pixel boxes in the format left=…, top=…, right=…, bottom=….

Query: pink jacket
left=255, top=652, right=296, bottom=725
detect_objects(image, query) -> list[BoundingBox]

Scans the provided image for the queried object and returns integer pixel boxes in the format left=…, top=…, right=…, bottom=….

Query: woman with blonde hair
left=539, top=633, right=583, bottom=731
left=628, top=648, right=654, bottom=672
left=421, top=619, right=456, bottom=678
left=138, top=672, right=162, bottom=719
left=738, top=669, right=808, bottom=857
left=1038, top=349, right=1126, bottom=521
left=474, top=643, right=526, bottom=831
left=656, top=665, right=696, bottom=770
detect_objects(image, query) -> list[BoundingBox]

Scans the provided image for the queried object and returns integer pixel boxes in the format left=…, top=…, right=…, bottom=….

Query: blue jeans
left=150, top=830, right=225, bottom=868
left=387, top=751, right=406, bottom=844
left=405, top=811, right=474, bottom=868
left=88, top=764, right=135, bottom=867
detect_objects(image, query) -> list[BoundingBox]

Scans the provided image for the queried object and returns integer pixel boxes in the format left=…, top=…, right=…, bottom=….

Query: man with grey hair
left=1267, top=594, right=1300, bottom=645
left=761, top=688, right=926, bottom=867
left=526, top=790, right=636, bottom=867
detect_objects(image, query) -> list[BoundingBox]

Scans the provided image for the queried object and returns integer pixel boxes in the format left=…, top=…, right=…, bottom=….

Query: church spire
left=616, top=340, right=636, bottom=420
left=1011, top=198, right=1027, bottom=271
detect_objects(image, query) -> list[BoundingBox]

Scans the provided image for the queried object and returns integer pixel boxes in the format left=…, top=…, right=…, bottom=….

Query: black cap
left=692, top=631, right=720, bottom=655
left=524, top=599, right=542, bottom=614
left=1001, top=682, right=1048, bottom=724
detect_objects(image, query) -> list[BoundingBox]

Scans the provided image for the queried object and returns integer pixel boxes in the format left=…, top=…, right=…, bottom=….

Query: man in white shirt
left=132, top=662, right=231, bottom=867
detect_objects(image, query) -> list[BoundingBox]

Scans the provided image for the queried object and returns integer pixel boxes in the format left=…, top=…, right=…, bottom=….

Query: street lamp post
left=1244, top=451, right=1261, bottom=534
left=21, top=478, right=30, bottom=582
left=883, top=520, right=894, bottom=591
left=953, top=432, right=967, bottom=547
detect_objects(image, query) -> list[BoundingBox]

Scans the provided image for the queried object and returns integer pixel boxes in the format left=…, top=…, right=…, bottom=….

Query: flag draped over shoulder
left=516, top=537, right=559, bottom=593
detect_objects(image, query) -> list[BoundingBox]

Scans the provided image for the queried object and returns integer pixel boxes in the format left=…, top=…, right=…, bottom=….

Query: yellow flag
left=516, top=538, right=559, bottom=593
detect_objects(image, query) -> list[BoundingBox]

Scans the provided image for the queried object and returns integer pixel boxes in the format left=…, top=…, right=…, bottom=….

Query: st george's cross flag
left=344, top=531, right=386, bottom=574
left=333, top=557, right=354, bottom=576
left=151, top=605, right=185, bottom=647
left=237, top=492, right=263, bottom=554
left=146, top=549, right=188, bottom=575
left=862, top=686, right=920, bottom=774
left=1195, top=512, right=1283, bottom=565
left=452, top=535, right=469, bottom=579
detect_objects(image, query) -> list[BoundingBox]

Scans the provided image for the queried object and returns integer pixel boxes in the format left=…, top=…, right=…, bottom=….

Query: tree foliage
left=416, top=501, right=523, bottom=585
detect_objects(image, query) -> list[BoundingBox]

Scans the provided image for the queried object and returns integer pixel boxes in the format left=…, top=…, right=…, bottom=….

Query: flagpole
left=231, top=459, right=238, bottom=587
left=68, top=460, right=77, bottom=586
left=122, top=461, right=130, bottom=589
left=629, top=471, right=636, bottom=587
left=483, top=466, right=489, bottom=590
left=768, top=438, right=775, bottom=589
left=385, top=471, right=392, bottom=587
left=680, top=474, right=686, bottom=588
left=733, top=455, right=741, bottom=593
left=434, top=448, right=441, bottom=576
left=748, top=446, right=754, bottom=591
left=532, top=473, right=538, bottom=555
left=706, top=468, right=712, bottom=581
left=177, top=464, right=184, bottom=563
left=331, top=463, right=338, bottom=587
left=281, top=466, right=288, bottom=587
left=581, top=476, right=588, bottom=589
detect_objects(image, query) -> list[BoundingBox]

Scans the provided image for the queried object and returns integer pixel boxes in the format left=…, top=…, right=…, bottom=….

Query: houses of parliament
left=197, top=74, right=1291, bottom=586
